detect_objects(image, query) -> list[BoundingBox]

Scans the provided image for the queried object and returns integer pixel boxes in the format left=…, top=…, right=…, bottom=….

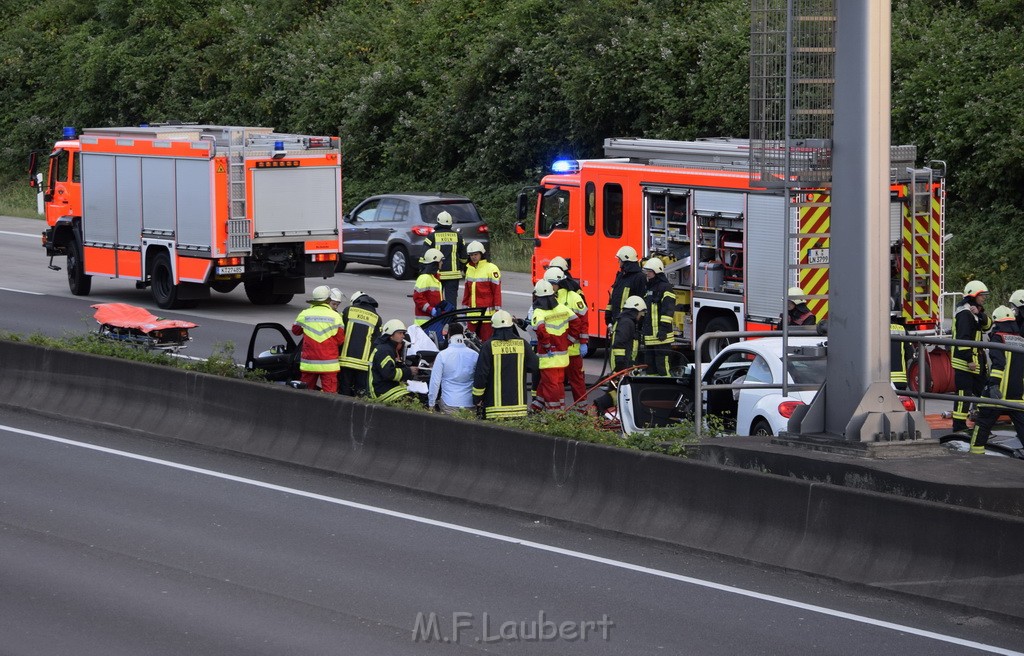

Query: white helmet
left=992, top=305, right=1016, bottom=323
left=350, top=290, right=366, bottom=302
left=548, top=256, right=570, bottom=271
left=616, top=245, right=638, bottom=262
left=787, top=286, right=805, bottom=299
left=436, top=211, right=453, bottom=226
left=533, top=279, right=556, bottom=297
left=420, top=248, right=444, bottom=264
left=543, top=267, right=566, bottom=284
left=467, top=241, right=486, bottom=254
left=1010, top=290, right=1024, bottom=308
left=381, top=319, right=408, bottom=336
left=643, top=258, right=664, bottom=274
left=964, top=280, right=988, bottom=297
left=491, top=310, right=514, bottom=329
left=309, top=285, right=331, bottom=302
left=329, top=287, right=344, bottom=303
left=623, top=296, right=647, bottom=312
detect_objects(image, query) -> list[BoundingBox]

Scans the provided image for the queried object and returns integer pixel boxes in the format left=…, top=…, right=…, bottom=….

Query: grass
left=0, top=179, right=40, bottom=219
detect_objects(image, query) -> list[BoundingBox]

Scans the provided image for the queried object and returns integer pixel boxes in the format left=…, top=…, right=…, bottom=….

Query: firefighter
left=291, top=285, right=344, bottom=393
left=369, top=319, right=418, bottom=402
left=338, top=290, right=382, bottom=396
left=544, top=267, right=589, bottom=402
left=423, top=210, right=466, bottom=306
left=413, top=248, right=446, bottom=325
left=328, top=287, right=344, bottom=312
left=610, top=296, right=646, bottom=373
left=531, top=279, right=573, bottom=411
left=951, top=280, right=991, bottom=433
left=642, top=258, right=676, bottom=375
left=548, top=256, right=585, bottom=299
left=1009, top=289, right=1024, bottom=334
left=472, top=310, right=539, bottom=419
left=890, top=322, right=910, bottom=391
left=970, top=305, right=1024, bottom=454
left=785, top=286, right=816, bottom=326
left=463, top=240, right=502, bottom=341
left=605, top=245, right=647, bottom=333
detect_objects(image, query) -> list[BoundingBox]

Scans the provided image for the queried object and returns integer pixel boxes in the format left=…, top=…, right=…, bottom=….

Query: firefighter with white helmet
left=547, top=255, right=585, bottom=299
left=462, top=240, right=502, bottom=340
left=1009, top=289, right=1024, bottom=333
left=338, top=290, right=382, bottom=396
left=531, top=278, right=574, bottom=411
left=368, top=319, right=418, bottom=402
left=472, top=310, right=540, bottom=419
left=328, top=287, right=344, bottom=311
left=951, top=280, right=991, bottom=432
left=423, top=210, right=466, bottom=306
left=969, top=305, right=1024, bottom=453
left=610, top=295, right=647, bottom=373
left=642, top=257, right=676, bottom=375
left=785, top=286, right=816, bottom=326
left=605, top=245, right=647, bottom=335
left=291, top=285, right=344, bottom=393
left=413, top=248, right=447, bottom=325
left=545, top=266, right=589, bottom=401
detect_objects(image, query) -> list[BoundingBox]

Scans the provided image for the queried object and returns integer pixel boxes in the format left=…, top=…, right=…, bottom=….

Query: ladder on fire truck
left=225, top=127, right=251, bottom=253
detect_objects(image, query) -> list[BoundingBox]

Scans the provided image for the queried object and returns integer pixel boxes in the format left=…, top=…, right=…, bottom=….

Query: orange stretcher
left=91, top=303, right=197, bottom=351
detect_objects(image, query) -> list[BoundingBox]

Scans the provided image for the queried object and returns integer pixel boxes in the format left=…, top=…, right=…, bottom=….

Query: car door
left=703, top=349, right=757, bottom=429
left=343, top=198, right=381, bottom=259
left=733, top=353, right=775, bottom=435
left=368, top=198, right=409, bottom=260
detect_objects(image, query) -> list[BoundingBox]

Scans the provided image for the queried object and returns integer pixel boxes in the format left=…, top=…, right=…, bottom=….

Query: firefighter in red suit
left=413, top=248, right=446, bottom=326
left=462, top=240, right=502, bottom=341
left=530, top=279, right=573, bottom=412
left=291, top=285, right=344, bottom=393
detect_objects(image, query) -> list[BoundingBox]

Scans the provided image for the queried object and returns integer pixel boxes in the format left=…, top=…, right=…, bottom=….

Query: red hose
left=909, top=347, right=955, bottom=393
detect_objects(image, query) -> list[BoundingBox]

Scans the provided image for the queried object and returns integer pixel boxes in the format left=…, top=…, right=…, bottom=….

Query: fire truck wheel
left=151, top=252, right=184, bottom=309
left=244, top=279, right=277, bottom=305
left=211, top=280, right=240, bottom=294
left=271, top=293, right=294, bottom=305
left=701, top=316, right=736, bottom=361
left=389, top=246, right=413, bottom=280
left=67, top=234, right=92, bottom=296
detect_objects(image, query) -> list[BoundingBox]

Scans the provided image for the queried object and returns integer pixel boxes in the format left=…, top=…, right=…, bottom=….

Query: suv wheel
left=390, top=246, right=413, bottom=280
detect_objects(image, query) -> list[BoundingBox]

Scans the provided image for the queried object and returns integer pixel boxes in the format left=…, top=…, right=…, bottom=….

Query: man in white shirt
left=427, top=323, right=479, bottom=414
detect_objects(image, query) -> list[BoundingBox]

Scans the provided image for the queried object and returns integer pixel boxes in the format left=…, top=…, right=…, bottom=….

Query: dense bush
left=1, top=0, right=1020, bottom=290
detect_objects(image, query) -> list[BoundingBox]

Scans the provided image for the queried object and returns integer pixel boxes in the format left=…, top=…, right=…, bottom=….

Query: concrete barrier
left=2, top=341, right=1022, bottom=619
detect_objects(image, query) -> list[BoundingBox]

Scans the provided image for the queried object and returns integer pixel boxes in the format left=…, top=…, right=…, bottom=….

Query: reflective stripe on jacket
left=413, top=273, right=443, bottom=325
left=423, top=228, right=465, bottom=280
left=463, top=259, right=502, bottom=309
left=952, top=301, right=991, bottom=372
left=369, top=339, right=412, bottom=401
left=557, top=288, right=589, bottom=356
left=532, top=304, right=572, bottom=369
left=340, top=305, right=382, bottom=371
left=472, top=335, right=539, bottom=419
left=292, top=303, right=343, bottom=373
left=643, top=277, right=675, bottom=346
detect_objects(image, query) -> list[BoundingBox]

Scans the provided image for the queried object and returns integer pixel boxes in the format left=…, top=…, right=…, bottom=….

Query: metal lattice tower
left=749, top=0, right=836, bottom=188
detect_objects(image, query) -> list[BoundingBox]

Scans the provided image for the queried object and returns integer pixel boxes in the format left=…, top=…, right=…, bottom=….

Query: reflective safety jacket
left=532, top=302, right=572, bottom=369
left=369, top=337, right=413, bottom=402
left=952, top=299, right=991, bottom=373
left=605, top=261, right=647, bottom=325
left=610, top=309, right=642, bottom=373
left=643, top=275, right=675, bottom=346
left=556, top=288, right=588, bottom=356
left=985, top=323, right=1024, bottom=403
left=413, top=272, right=443, bottom=325
left=890, top=323, right=908, bottom=385
left=291, top=303, right=344, bottom=373
left=463, top=259, right=502, bottom=310
left=339, top=303, right=382, bottom=371
left=472, top=329, right=539, bottom=419
left=423, top=227, right=466, bottom=281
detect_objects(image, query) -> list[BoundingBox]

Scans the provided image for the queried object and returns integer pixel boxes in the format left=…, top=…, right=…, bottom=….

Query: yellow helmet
left=490, top=310, right=514, bottom=329
left=533, top=279, right=556, bottom=297
left=381, top=319, right=408, bottom=336
left=623, top=295, right=647, bottom=312
left=992, top=305, right=1016, bottom=323
left=964, top=280, right=988, bottom=297
left=436, top=211, right=453, bottom=226
left=643, top=258, right=664, bottom=274
left=420, top=248, right=444, bottom=264
left=615, top=245, right=638, bottom=262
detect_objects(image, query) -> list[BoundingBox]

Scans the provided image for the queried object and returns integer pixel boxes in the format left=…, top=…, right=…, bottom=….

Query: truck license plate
left=216, top=265, right=245, bottom=275
left=807, top=248, right=829, bottom=265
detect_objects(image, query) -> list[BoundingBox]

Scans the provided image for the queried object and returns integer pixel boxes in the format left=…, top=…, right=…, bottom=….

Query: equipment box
left=697, top=261, right=724, bottom=292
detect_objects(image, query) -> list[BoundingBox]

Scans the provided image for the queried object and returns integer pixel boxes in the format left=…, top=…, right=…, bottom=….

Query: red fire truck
left=29, top=124, right=343, bottom=309
left=516, top=137, right=945, bottom=354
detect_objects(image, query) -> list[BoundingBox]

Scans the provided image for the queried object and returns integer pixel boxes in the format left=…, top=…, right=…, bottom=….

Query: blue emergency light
left=273, top=140, right=287, bottom=159
left=62, top=126, right=77, bottom=139
left=551, top=159, right=579, bottom=174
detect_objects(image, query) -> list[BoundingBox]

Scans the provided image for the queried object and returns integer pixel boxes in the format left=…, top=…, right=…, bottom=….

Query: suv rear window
left=422, top=201, right=481, bottom=224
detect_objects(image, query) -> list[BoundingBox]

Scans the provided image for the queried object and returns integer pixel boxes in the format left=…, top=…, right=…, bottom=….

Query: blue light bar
left=62, top=126, right=77, bottom=139
left=551, top=159, right=579, bottom=174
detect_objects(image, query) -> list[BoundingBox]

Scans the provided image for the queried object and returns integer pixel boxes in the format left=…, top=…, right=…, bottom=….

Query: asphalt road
left=0, top=215, right=535, bottom=360
left=1, top=407, right=1022, bottom=655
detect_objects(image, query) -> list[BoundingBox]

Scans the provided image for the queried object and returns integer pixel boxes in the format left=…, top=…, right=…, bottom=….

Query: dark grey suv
left=337, top=193, right=490, bottom=279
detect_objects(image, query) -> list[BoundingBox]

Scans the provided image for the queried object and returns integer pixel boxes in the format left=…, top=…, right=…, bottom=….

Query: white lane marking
left=0, top=230, right=40, bottom=239
left=503, top=290, right=531, bottom=296
left=1, top=423, right=1019, bottom=656
left=0, top=287, right=45, bottom=295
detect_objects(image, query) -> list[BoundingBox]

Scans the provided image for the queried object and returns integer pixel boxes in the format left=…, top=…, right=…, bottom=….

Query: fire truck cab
left=517, top=138, right=945, bottom=355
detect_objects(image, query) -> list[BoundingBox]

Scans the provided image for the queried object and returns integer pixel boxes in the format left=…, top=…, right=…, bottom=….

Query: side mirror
left=514, top=222, right=526, bottom=235
left=515, top=192, right=529, bottom=222
left=27, top=152, right=38, bottom=187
